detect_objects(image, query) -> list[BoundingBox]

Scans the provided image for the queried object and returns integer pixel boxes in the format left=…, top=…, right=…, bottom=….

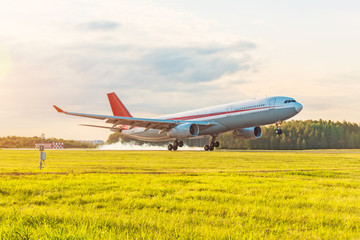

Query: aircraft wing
left=53, top=105, right=216, bottom=131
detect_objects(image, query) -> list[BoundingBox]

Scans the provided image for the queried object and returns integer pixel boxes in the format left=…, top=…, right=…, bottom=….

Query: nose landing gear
left=275, top=121, right=283, bottom=135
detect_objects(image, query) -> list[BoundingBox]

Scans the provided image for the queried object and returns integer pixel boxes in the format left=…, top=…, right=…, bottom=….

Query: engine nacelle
left=110, top=125, right=123, bottom=133
left=167, top=123, right=199, bottom=138
left=233, top=126, right=262, bottom=139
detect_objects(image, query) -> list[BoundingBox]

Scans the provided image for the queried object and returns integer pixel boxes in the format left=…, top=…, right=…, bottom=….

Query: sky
left=0, top=0, right=359, bottom=140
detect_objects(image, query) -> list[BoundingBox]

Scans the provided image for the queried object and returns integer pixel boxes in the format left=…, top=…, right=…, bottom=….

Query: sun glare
left=0, top=45, right=11, bottom=80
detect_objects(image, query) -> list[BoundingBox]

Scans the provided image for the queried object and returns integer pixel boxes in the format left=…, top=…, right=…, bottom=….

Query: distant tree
left=0, top=136, right=98, bottom=148
left=215, top=120, right=360, bottom=150
left=5, top=120, right=357, bottom=150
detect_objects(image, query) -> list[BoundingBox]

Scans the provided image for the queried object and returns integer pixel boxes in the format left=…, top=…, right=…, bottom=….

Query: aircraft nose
left=295, top=103, right=303, bottom=113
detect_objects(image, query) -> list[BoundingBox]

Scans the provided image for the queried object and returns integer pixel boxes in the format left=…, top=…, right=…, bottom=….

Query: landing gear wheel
left=178, top=141, right=184, bottom=147
left=168, top=144, right=173, bottom=151
left=173, top=145, right=178, bottom=151
left=210, top=135, right=219, bottom=150
left=204, top=145, right=210, bottom=151
left=275, top=121, right=283, bottom=135
left=173, top=141, right=178, bottom=148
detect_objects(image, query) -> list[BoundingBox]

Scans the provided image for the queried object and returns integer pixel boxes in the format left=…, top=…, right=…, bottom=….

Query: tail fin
left=107, top=92, right=132, bottom=117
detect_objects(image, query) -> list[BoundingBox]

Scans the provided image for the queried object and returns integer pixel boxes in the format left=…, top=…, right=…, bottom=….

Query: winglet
left=107, top=92, right=132, bottom=117
left=53, top=105, right=65, bottom=113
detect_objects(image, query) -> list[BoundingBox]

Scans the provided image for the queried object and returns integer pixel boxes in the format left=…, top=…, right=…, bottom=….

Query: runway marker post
left=39, top=133, right=46, bottom=170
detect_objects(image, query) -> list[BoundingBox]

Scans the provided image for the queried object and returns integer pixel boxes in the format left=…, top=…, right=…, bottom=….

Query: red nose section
left=107, top=92, right=132, bottom=117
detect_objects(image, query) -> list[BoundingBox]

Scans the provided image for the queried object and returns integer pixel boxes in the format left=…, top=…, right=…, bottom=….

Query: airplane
left=53, top=92, right=303, bottom=151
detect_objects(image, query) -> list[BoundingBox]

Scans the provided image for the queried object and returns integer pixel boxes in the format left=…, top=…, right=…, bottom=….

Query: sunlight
left=0, top=45, right=11, bottom=80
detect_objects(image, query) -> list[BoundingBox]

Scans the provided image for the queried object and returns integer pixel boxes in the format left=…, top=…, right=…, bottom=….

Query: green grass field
left=0, top=150, right=359, bottom=239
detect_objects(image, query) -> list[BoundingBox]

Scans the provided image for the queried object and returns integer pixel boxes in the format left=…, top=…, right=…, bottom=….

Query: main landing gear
left=275, top=121, right=283, bottom=135
left=204, top=136, right=220, bottom=151
left=167, top=140, right=184, bottom=151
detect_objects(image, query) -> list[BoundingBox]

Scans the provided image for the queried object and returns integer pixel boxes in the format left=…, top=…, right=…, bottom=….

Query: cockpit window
left=284, top=99, right=297, bottom=103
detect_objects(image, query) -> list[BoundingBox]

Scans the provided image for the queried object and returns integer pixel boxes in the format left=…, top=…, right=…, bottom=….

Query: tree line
left=217, top=120, right=360, bottom=150
left=0, top=136, right=97, bottom=149
left=1, top=120, right=359, bottom=149
left=107, top=120, right=360, bottom=149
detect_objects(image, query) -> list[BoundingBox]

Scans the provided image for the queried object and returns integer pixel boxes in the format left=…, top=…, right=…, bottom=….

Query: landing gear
left=204, top=136, right=220, bottom=151
left=168, top=140, right=183, bottom=151
left=275, top=129, right=282, bottom=135
left=168, top=144, right=173, bottom=151
left=275, top=121, right=283, bottom=135
left=204, top=144, right=215, bottom=151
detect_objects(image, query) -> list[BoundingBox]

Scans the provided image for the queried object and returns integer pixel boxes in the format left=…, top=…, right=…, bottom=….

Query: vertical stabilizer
left=107, top=92, right=132, bottom=117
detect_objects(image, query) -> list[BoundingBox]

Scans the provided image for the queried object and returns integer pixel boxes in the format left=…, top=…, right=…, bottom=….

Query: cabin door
left=269, top=98, right=276, bottom=110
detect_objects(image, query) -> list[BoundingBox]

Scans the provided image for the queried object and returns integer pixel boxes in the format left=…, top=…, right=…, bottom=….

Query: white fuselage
left=122, top=96, right=302, bottom=142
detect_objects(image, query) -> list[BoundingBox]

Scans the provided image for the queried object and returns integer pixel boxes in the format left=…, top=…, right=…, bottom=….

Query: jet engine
left=233, top=126, right=262, bottom=139
left=111, top=126, right=123, bottom=133
left=167, top=123, right=199, bottom=138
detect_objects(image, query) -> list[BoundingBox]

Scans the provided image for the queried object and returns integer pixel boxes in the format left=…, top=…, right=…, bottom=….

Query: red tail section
left=107, top=92, right=132, bottom=117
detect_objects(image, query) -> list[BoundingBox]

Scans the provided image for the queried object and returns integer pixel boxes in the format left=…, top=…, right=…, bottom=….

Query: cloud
left=0, top=0, right=261, bottom=139
left=79, top=21, right=121, bottom=31
left=1, top=0, right=360, bottom=141
left=141, top=43, right=254, bottom=83
left=252, top=19, right=276, bottom=28
left=58, top=40, right=256, bottom=91
left=0, top=39, right=258, bottom=121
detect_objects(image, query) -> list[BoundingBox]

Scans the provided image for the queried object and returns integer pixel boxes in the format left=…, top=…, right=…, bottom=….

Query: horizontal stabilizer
left=79, top=124, right=122, bottom=132
left=53, top=105, right=65, bottom=113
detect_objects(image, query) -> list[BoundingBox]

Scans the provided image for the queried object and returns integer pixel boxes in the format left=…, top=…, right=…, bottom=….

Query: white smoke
left=97, top=141, right=204, bottom=151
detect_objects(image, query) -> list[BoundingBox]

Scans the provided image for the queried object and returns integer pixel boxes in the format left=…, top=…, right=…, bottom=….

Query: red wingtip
left=107, top=92, right=132, bottom=117
left=53, top=105, right=65, bottom=113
